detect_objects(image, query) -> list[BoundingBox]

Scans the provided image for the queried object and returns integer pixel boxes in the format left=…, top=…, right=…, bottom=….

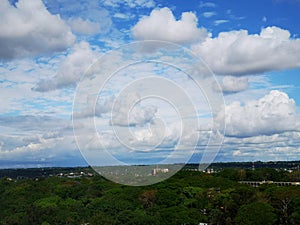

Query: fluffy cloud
left=67, top=18, right=101, bottom=35
left=33, top=41, right=98, bottom=92
left=110, top=93, right=157, bottom=127
left=192, top=26, right=300, bottom=75
left=0, top=115, right=79, bottom=166
left=220, top=76, right=249, bottom=93
left=217, top=130, right=300, bottom=161
left=132, top=7, right=209, bottom=44
left=74, top=92, right=157, bottom=127
left=0, top=0, right=75, bottom=59
left=73, top=95, right=114, bottom=118
left=220, top=90, right=300, bottom=137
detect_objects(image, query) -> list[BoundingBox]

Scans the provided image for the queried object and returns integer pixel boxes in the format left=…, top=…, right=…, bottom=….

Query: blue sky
left=0, top=0, right=300, bottom=168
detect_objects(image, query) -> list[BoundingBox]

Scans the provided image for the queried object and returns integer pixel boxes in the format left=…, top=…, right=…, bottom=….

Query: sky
left=0, top=0, right=300, bottom=168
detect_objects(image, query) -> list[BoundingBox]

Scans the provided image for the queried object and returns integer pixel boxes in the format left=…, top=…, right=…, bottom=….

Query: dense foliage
left=0, top=169, right=300, bottom=225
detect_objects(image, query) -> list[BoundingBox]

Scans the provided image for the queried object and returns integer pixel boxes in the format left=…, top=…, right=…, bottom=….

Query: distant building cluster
left=151, top=168, right=169, bottom=176
left=57, top=171, right=94, bottom=178
left=204, top=168, right=215, bottom=174
left=5, top=170, right=94, bottom=181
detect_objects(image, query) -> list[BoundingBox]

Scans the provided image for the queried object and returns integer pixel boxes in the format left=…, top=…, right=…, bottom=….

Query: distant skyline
left=1, top=0, right=300, bottom=168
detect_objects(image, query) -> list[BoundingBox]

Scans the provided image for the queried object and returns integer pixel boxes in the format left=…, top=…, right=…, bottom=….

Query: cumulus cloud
left=67, top=18, right=101, bottom=35
left=130, top=123, right=181, bottom=151
left=192, top=26, right=300, bottom=75
left=0, top=131, right=81, bottom=168
left=110, top=93, right=157, bottom=127
left=0, top=135, right=57, bottom=155
left=0, top=115, right=75, bottom=163
left=219, top=90, right=300, bottom=137
left=74, top=92, right=157, bottom=127
left=220, top=76, right=249, bottom=93
left=132, top=7, right=209, bottom=44
left=83, top=132, right=119, bottom=151
left=33, top=41, right=98, bottom=92
left=218, top=130, right=300, bottom=161
left=73, top=95, right=114, bottom=118
left=0, top=0, right=75, bottom=59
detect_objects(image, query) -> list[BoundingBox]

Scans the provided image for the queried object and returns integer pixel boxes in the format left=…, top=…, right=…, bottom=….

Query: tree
left=139, top=189, right=157, bottom=208
left=265, top=186, right=300, bottom=225
left=234, top=202, right=276, bottom=225
left=230, top=185, right=257, bottom=206
left=89, top=212, right=115, bottom=225
left=237, top=169, right=246, bottom=181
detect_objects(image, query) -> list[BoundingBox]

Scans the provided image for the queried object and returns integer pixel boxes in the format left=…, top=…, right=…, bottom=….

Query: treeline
left=0, top=167, right=94, bottom=179
left=1, top=160, right=300, bottom=179
left=0, top=169, right=300, bottom=225
left=184, top=160, right=300, bottom=170
left=215, top=168, right=300, bottom=182
left=212, top=160, right=300, bottom=169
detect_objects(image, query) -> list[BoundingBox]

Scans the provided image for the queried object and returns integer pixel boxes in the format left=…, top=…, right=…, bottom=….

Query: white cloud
left=0, top=115, right=68, bottom=132
left=113, top=13, right=135, bottom=20
left=213, top=19, right=229, bottom=26
left=33, top=41, right=99, bottom=92
left=220, top=76, right=249, bottom=93
left=219, top=90, right=300, bottom=137
left=199, top=2, right=217, bottom=8
left=202, top=11, right=216, bottom=18
left=225, top=10, right=245, bottom=21
left=44, top=0, right=112, bottom=35
left=0, top=0, right=75, bottom=59
left=73, top=95, right=114, bottom=118
left=67, top=18, right=101, bottom=35
left=219, top=130, right=300, bottom=161
left=0, top=58, right=78, bottom=118
left=110, top=92, right=157, bottom=127
left=132, top=7, right=209, bottom=44
left=83, top=132, right=119, bottom=150
left=0, top=115, right=79, bottom=165
left=192, top=26, right=300, bottom=76
left=131, top=123, right=181, bottom=150
left=103, top=0, right=155, bottom=8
